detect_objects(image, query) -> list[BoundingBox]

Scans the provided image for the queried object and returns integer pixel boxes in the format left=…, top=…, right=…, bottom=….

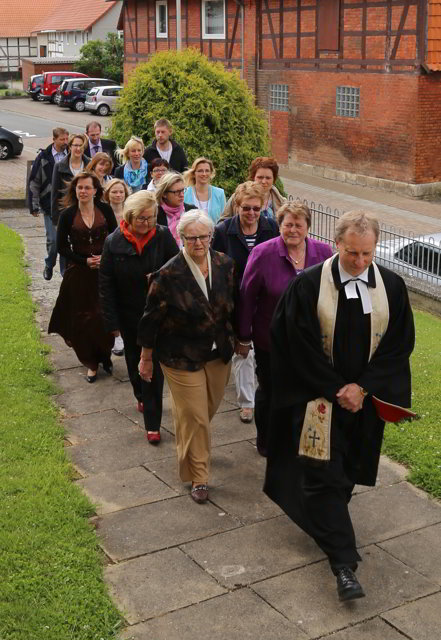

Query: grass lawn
left=0, top=224, right=122, bottom=640
left=383, top=308, right=441, bottom=499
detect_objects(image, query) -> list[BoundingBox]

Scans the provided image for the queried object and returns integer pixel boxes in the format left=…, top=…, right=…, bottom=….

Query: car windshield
left=87, top=88, right=98, bottom=96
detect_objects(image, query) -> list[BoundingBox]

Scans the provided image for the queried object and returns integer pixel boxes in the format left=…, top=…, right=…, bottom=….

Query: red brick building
left=119, top=0, right=441, bottom=191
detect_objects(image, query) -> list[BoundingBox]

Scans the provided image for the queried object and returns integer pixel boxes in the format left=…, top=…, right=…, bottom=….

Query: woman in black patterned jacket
left=138, top=210, right=236, bottom=504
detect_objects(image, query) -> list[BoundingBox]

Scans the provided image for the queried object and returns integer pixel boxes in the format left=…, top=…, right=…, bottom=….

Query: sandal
left=191, top=484, right=209, bottom=503
left=239, top=408, right=254, bottom=423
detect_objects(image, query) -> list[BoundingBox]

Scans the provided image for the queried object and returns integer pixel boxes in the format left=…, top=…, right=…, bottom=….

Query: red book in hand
left=372, top=396, right=418, bottom=423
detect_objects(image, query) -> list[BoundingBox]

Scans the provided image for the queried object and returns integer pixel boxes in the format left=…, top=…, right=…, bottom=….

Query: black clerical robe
left=264, top=257, right=414, bottom=564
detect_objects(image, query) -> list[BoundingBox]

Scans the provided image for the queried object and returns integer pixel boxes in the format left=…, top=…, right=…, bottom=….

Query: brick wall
left=415, top=75, right=441, bottom=183
left=21, top=59, right=76, bottom=91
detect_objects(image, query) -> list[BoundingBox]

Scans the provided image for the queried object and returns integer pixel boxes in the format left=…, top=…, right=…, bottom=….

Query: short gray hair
left=335, top=210, right=380, bottom=243
left=176, top=210, right=214, bottom=239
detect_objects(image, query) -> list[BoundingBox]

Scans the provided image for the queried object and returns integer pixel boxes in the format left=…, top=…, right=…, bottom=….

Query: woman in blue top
left=184, top=157, right=226, bottom=223
left=115, top=136, right=148, bottom=193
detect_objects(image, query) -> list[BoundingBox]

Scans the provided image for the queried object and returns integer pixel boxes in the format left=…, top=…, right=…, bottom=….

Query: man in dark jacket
left=143, top=118, right=188, bottom=176
left=85, top=121, right=118, bottom=170
left=28, top=127, right=69, bottom=280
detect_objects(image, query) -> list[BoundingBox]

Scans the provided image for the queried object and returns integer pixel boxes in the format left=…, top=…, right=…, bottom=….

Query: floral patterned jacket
left=138, top=249, right=236, bottom=371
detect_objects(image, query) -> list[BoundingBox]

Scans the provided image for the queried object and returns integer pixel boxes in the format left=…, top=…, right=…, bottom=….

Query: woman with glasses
left=147, top=158, right=170, bottom=191
left=221, top=157, right=286, bottom=221
left=51, top=133, right=91, bottom=226
left=100, top=190, right=179, bottom=442
left=155, top=172, right=196, bottom=244
left=115, top=136, right=148, bottom=193
left=183, top=157, right=226, bottom=223
left=138, top=210, right=235, bottom=502
left=48, top=172, right=117, bottom=383
left=212, top=182, right=279, bottom=426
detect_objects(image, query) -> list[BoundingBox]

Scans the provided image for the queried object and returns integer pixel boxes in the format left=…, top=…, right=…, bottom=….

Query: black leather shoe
left=336, top=567, right=365, bottom=601
left=102, top=358, right=113, bottom=374
left=43, top=266, right=53, bottom=281
left=86, top=373, right=97, bottom=383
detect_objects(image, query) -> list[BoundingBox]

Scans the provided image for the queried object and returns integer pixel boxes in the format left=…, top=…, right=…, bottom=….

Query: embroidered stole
left=298, top=255, right=389, bottom=461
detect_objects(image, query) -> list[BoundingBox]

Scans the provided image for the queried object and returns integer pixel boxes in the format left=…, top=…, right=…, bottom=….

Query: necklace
left=289, top=242, right=306, bottom=265
left=194, top=185, right=210, bottom=210
left=81, top=208, right=95, bottom=244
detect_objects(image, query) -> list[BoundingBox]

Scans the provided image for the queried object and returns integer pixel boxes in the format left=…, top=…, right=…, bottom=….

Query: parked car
left=84, top=85, right=122, bottom=116
left=27, top=74, right=44, bottom=101
left=40, top=71, right=88, bottom=103
left=0, top=126, right=23, bottom=160
left=57, top=78, right=114, bottom=112
left=375, top=233, right=441, bottom=285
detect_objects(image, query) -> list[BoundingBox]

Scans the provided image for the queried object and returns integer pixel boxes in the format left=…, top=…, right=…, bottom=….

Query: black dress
left=48, top=204, right=116, bottom=370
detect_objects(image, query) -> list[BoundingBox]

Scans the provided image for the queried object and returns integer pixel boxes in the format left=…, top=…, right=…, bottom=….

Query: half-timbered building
left=119, top=0, right=441, bottom=190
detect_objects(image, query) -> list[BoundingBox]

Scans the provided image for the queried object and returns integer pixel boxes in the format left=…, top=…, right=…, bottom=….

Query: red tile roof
left=2, top=0, right=60, bottom=37
left=32, top=0, right=117, bottom=34
left=427, top=0, right=441, bottom=70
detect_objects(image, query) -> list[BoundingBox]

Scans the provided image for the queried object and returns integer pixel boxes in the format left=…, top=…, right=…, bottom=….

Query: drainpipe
left=176, top=0, right=182, bottom=50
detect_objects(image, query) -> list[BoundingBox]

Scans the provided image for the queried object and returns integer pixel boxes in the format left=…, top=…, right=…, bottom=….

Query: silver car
left=84, top=85, right=122, bottom=116
left=375, top=232, right=441, bottom=286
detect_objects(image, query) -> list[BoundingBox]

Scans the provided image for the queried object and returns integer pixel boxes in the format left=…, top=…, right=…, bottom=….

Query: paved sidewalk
left=1, top=207, right=441, bottom=640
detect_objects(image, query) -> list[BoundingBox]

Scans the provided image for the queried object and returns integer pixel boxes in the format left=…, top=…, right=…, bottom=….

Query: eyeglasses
left=152, top=168, right=167, bottom=174
left=195, top=169, right=211, bottom=174
left=240, top=205, right=261, bottom=212
left=183, top=234, right=211, bottom=244
left=166, top=188, right=185, bottom=195
left=136, top=215, right=157, bottom=224
left=71, top=144, right=83, bottom=148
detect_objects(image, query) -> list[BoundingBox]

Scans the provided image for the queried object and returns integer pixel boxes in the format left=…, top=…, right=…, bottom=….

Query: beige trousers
left=161, top=359, right=231, bottom=485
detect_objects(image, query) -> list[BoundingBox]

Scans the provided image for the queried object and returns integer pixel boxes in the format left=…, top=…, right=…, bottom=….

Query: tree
left=108, top=49, right=270, bottom=196
left=75, top=33, right=123, bottom=84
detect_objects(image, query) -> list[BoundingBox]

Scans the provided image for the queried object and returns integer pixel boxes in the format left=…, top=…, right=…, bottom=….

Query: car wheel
left=37, top=94, right=45, bottom=102
left=97, top=104, right=110, bottom=116
left=31, top=94, right=39, bottom=101
left=74, top=100, right=86, bottom=112
left=50, top=94, right=56, bottom=103
left=0, top=141, right=13, bottom=160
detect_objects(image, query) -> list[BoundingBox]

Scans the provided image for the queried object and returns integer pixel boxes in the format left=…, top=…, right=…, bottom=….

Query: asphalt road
left=0, top=98, right=107, bottom=152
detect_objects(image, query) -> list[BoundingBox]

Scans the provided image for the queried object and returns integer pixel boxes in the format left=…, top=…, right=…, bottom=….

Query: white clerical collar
left=338, top=262, right=372, bottom=314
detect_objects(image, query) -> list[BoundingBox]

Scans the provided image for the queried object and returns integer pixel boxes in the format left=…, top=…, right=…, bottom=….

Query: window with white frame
left=156, top=1, right=168, bottom=38
left=66, top=31, right=70, bottom=44
left=74, top=32, right=77, bottom=45
left=202, top=0, right=225, bottom=39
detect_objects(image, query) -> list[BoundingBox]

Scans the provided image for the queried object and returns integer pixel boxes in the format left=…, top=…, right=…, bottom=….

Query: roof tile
left=32, top=0, right=117, bottom=33
left=1, top=0, right=60, bottom=37
left=427, top=0, right=441, bottom=70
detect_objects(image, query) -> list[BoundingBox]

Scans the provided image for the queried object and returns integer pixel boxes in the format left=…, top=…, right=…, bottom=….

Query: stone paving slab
left=354, top=456, right=409, bottom=495
left=148, top=440, right=266, bottom=492
left=67, top=428, right=176, bottom=476
left=104, top=547, right=226, bottom=625
left=324, top=617, right=410, bottom=640
left=120, top=588, right=307, bottom=640
left=77, top=466, right=178, bottom=514
left=181, top=515, right=323, bottom=588
left=381, top=591, right=441, bottom=640
left=57, top=379, right=137, bottom=415
left=351, top=483, right=441, bottom=547
left=97, top=495, right=240, bottom=561
left=251, top=545, right=439, bottom=638
left=64, top=409, right=139, bottom=445
left=378, top=523, right=441, bottom=586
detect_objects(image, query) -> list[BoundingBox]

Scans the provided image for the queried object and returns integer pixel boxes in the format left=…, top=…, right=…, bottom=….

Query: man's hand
left=31, top=210, right=39, bottom=217
left=336, top=383, right=365, bottom=413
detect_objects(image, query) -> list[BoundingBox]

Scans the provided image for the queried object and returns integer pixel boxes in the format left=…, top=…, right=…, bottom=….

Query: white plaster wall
left=90, top=3, right=121, bottom=41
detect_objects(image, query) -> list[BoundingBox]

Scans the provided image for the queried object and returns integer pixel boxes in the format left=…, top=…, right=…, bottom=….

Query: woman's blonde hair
left=235, top=181, right=265, bottom=208
left=155, top=172, right=184, bottom=205
left=123, top=190, right=157, bottom=225
left=103, top=178, right=130, bottom=203
left=116, top=136, right=145, bottom=164
left=183, top=157, right=215, bottom=187
left=85, top=152, right=113, bottom=176
left=277, top=202, right=311, bottom=228
left=67, top=132, right=88, bottom=151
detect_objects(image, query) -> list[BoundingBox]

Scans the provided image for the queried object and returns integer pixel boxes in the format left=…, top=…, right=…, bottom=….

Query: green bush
left=109, top=49, right=270, bottom=196
left=0, top=82, right=8, bottom=89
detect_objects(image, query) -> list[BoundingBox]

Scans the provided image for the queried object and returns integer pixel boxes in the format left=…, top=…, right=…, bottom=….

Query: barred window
left=269, top=84, right=289, bottom=112
left=336, top=86, right=360, bottom=118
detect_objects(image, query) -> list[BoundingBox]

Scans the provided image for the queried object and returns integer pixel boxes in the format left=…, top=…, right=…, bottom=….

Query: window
left=269, top=84, right=289, bottom=111
left=74, top=32, right=77, bottom=45
left=202, top=0, right=225, bottom=39
left=66, top=32, right=70, bottom=44
left=397, top=242, right=441, bottom=276
left=156, top=1, right=168, bottom=38
left=336, top=86, right=360, bottom=118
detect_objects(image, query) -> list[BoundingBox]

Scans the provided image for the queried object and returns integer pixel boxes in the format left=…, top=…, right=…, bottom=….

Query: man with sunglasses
left=212, top=181, right=279, bottom=424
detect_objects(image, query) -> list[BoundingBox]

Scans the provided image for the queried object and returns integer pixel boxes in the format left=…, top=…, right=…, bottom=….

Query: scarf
left=161, top=202, right=185, bottom=243
left=182, top=247, right=212, bottom=299
left=123, top=158, right=148, bottom=191
left=120, top=219, right=156, bottom=255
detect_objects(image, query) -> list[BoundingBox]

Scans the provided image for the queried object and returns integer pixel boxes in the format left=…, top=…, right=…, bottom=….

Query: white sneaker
left=112, top=335, right=124, bottom=356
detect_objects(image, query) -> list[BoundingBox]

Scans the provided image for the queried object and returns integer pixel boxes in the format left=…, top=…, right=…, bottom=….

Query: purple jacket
left=238, top=235, right=333, bottom=351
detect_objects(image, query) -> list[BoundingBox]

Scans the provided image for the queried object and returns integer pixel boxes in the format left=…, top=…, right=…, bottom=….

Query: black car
left=27, top=74, right=44, bottom=101
left=0, top=126, right=24, bottom=160
left=57, top=77, right=114, bottom=112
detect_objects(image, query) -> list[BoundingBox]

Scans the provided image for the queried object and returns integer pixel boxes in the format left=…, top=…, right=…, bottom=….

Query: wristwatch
left=359, top=386, right=368, bottom=398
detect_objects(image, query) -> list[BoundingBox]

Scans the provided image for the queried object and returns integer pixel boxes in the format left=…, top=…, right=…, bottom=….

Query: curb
left=0, top=95, right=28, bottom=100
left=0, top=198, right=26, bottom=209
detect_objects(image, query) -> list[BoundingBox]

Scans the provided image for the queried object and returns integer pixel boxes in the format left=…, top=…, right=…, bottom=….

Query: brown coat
left=138, top=249, right=236, bottom=371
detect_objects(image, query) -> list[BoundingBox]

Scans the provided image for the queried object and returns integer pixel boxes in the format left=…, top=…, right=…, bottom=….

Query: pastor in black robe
left=264, top=256, right=415, bottom=571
